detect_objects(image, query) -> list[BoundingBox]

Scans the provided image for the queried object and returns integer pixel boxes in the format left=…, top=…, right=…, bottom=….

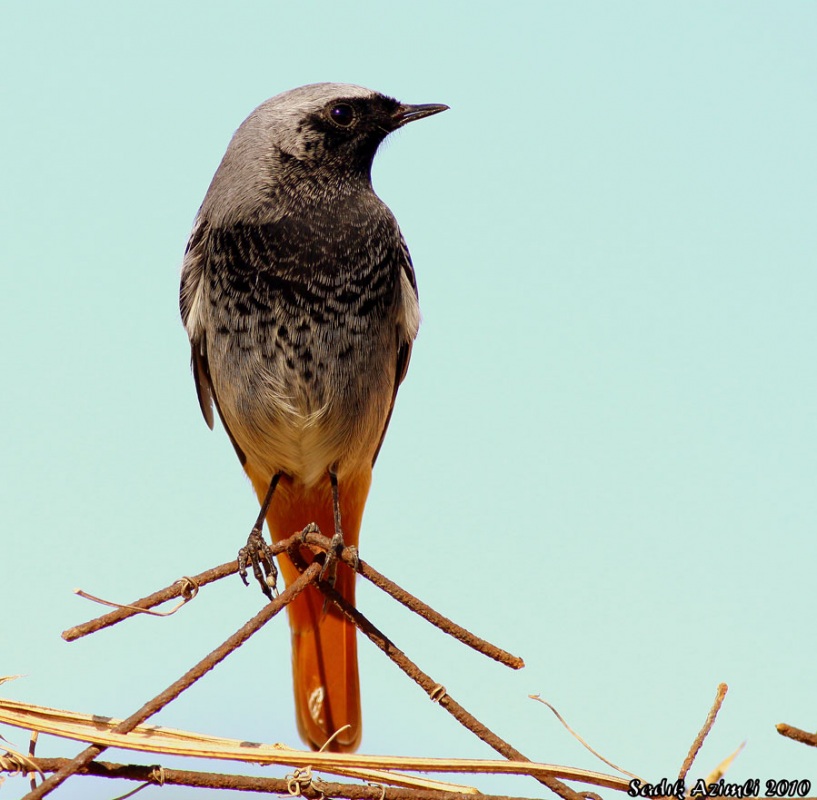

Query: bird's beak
left=392, top=102, right=450, bottom=128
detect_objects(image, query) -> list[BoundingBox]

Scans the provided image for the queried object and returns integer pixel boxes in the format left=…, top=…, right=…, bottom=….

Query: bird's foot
left=298, top=522, right=321, bottom=544
left=345, top=544, right=360, bottom=573
left=297, top=522, right=350, bottom=585
left=319, top=530, right=345, bottom=589
left=237, top=526, right=278, bottom=601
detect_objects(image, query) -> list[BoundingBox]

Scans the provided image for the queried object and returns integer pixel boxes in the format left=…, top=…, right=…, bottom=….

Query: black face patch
left=306, top=94, right=403, bottom=159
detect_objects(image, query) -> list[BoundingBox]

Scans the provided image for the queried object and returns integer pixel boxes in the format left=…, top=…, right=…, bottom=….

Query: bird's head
left=202, top=83, right=448, bottom=221
left=258, top=83, right=448, bottom=174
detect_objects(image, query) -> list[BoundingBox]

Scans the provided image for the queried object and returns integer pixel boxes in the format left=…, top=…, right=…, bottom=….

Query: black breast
left=205, top=200, right=403, bottom=332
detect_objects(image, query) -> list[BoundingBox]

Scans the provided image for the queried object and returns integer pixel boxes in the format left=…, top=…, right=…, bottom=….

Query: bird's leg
left=238, top=472, right=281, bottom=600
left=319, top=469, right=346, bottom=588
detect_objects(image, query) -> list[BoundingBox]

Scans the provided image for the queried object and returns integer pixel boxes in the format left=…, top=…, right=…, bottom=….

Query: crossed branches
left=11, top=529, right=596, bottom=800
left=2, top=527, right=798, bottom=799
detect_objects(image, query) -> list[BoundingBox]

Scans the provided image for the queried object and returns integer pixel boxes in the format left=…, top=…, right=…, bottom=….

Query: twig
left=776, top=723, right=817, bottom=748
left=302, top=530, right=524, bottom=670
left=678, top=683, right=728, bottom=781
left=22, top=562, right=321, bottom=800
left=62, top=533, right=312, bottom=642
left=72, top=580, right=198, bottom=618
left=27, top=731, right=38, bottom=791
left=292, top=546, right=584, bottom=800
left=0, top=698, right=633, bottom=791
left=62, top=561, right=239, bottom=641
left=51, top=529, right=539, bottom=797
left=7, top=757, right=542, bottom=800
left=63, top=533, right=523, bottom=676
left=528, top=695, right=640, bottom=781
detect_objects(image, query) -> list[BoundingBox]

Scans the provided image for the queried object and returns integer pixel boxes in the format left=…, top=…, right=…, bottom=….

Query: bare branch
left=6, top=756, right=546, bottom=800
left=62, top=561, right=238, bottom=641
left=291, top=544, right=584, bottom=800
left=777, top=723, right=817, bottom=748
left=678, top=683, right=728, bottom=781
left=303, top=529, right=524, bottom=670
left=22, top=562, right=321, bottom=799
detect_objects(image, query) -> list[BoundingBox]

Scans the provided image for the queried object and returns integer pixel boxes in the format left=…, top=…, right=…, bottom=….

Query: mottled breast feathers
left=179, top=201, right=420, bottom=471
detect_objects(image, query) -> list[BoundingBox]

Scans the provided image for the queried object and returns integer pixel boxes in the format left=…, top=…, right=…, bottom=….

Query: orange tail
left=250, top=470, right=371, bottom=752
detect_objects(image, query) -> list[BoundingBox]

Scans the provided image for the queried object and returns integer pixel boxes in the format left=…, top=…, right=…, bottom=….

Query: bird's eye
left=329, top=103, right=355, bottom=127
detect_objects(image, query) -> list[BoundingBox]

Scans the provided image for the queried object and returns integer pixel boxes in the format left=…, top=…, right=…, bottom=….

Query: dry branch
left=283, top=543, right=583, bottom=800
left=776, top=724, right=817, bottom=749
left=10, top=531, right=560, bottom=799
left=678, top=683, right=728, bottom=781
left=63, top=531, right=523, bottom=673
left=2, top=756, right=543, bottom=800
left=0, top=698, right=632, bottom=794
left=63, top=560, right=258, bottom=641
left=3, top=526, right=757, bottom=800
left=302, top=529, right=524, bottom=670
left=20, top=562, right=320, bottom=799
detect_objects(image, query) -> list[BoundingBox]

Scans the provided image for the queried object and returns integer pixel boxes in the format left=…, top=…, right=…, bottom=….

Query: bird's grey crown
left=200, top=83, right=394, bottom=227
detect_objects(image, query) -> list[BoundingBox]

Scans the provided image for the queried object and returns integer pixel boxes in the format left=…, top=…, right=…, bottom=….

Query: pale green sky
left=2, top=2, right=816, bottom=798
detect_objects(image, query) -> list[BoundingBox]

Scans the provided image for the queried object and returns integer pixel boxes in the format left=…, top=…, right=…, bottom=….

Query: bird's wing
left=372, top=237, right=420, bottom=465
left=180, top=216, right=246, bottom=464
left=180, top=216, right=216, bottom=429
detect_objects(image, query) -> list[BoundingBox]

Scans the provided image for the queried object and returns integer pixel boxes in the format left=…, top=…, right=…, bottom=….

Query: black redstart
left=180, top=83, right=447, bottom=751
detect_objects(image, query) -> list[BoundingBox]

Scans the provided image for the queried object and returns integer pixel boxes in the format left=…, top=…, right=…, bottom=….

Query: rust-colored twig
left=23, top=562, right=321, bottom=800
left=62, top=561, right=238, bottom=641
left=53, top=528, right=529, bottom=797
left=5, top=757, right=544, bottom=800
left=63, top=532, right=523, bottom=678
left=302, top=530, right=524, bottom=670
left=678, top=683, right=728, bottom=781
left=287, top=545, right=583, bottom=800
left=777, top=723, right=817, bottom=748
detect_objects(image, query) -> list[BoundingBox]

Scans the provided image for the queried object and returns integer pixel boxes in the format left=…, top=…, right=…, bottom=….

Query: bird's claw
left=319, top=531, right=345, bottom=588
left=346, top=544, right=360, bottom=573
left=299, top=521, right=321, bottom=544
left=238, top=527, right=278, bottom=600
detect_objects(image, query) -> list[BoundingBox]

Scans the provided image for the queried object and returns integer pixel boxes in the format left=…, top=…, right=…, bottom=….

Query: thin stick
left=72, top=586, right=196, bottom=618
left=302, top=530, right=524, bottom=670
left=27, top=731, right=38, bottom=791
left=678, top=683, right=728, bottom=781
left=528, top=695, right=640, bottom=780
left=64, top=534, right=524, bottom=675
left=9, top=757, right=542, bottom=800
left=290, top=548, right=583, bottom=800
left=62, top=532, right=300, bottom=642
left=62, top=560, right=238, bottom=641
left=23, top=562, right=321, bottom=800
left=776, top=723, right=817, bottom=748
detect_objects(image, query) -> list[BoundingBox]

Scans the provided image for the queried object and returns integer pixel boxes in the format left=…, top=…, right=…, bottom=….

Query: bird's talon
left=346, top=545, right=360, bottom=572
left=299, top=521, right=321, bottom=544
left=319, top=531, right=345, bottom=587
left=239, top=528, right=278, bottom=600
left=318, top=556, right=336, bottom=586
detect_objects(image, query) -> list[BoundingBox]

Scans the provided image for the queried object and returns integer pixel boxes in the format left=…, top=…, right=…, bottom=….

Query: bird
left=179, top=83, right=447, bottom=752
